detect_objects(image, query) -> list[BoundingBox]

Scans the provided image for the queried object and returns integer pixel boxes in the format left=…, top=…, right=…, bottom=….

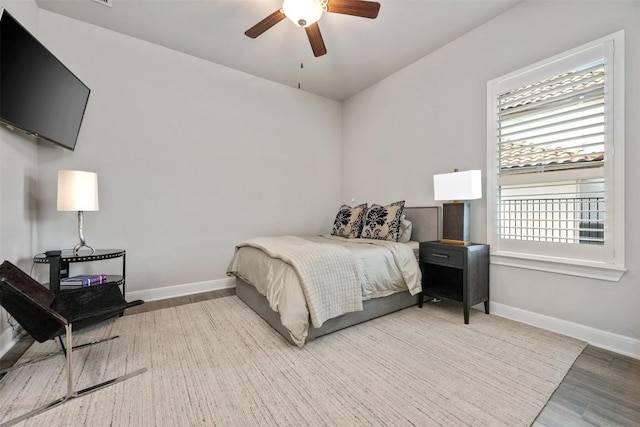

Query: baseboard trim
left=0, top=326, right=19, bottom=359
left=491, top=302, right=640, bottom=360
left=126, top=277, right=235, bottom=302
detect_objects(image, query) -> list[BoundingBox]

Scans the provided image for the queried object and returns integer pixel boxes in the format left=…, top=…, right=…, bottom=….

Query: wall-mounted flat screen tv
left=0, top=9, right=90, bottom=151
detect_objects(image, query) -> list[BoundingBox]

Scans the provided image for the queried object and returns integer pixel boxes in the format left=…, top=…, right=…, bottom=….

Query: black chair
left=0, top=260, right=147, bottom=426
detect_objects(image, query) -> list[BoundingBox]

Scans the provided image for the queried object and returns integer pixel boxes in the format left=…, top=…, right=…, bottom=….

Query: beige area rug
left=0, top=296, right=586, bottom=426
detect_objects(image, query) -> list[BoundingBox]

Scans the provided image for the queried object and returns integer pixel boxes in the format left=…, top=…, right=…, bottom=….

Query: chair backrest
left=0, top=261, right=68, bottom=342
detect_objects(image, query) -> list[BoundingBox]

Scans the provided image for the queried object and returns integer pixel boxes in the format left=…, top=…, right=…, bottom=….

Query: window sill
left=490, top=251, right=626, bottom=282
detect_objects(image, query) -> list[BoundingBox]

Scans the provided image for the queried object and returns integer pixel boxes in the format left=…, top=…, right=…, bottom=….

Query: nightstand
left=33, top=249, right=126, bottom=296
left=418, top=241, right=489, bottom=324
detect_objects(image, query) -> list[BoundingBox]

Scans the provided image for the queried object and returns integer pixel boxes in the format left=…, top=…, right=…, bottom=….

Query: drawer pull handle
left=432, top=253, right=449, bottom=258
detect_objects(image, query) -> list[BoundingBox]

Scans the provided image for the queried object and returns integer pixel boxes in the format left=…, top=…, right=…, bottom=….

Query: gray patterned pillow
left=361, top=201, right=405, bottom=241
left=331, top=204, right=367, bottom=238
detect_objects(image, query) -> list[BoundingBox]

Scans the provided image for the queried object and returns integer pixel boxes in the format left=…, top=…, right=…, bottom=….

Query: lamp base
left=441, top=202, right=471, bottom=243
left=439, top=238, right=473, bottom=246
left=73, top=242, right=95, bottom=256
left=73, top=211, right=95, bottom=256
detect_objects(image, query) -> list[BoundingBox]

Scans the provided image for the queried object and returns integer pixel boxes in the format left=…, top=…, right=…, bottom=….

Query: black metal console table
left=33, top=249, right=126, bottom=295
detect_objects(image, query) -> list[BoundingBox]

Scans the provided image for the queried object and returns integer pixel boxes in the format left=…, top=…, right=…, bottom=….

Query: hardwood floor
left=122, top=288, right=236, bottom=316
left=535, top=345, right=640, bottom=427
left=2, top=289, right=639, bottom=426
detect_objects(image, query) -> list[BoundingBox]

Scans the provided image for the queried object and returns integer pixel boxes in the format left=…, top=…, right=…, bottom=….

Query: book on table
left=60, top=274, right=108, bottom=288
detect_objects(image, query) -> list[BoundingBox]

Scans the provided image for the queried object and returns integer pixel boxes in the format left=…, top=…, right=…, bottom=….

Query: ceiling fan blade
left=327, top=0, right=380, bottom=19
left=305, top=23, right=327, bottom=57
left=244, top=10, right=286, bottom=38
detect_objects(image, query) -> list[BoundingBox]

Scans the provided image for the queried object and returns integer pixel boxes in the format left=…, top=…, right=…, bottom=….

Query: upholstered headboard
left=403, top=206, right=440, bottom=242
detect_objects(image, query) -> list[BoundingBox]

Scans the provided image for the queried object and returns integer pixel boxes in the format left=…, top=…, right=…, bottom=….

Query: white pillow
left=398, top=214, right=413, bottom=243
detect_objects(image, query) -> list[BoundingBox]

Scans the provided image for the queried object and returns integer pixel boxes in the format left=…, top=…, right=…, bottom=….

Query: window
left=487, top=32, right=625, bottom=281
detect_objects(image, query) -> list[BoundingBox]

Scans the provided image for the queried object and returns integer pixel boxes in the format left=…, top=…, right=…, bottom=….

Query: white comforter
left=226, top=235, right=422, bottom=346
left=232, top=236, right=363, bottom=329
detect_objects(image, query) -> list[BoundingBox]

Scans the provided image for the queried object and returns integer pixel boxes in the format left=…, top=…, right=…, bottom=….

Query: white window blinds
left=498, top=61, right=605, bottom=175
left=495, top=60, right=606, bottom=246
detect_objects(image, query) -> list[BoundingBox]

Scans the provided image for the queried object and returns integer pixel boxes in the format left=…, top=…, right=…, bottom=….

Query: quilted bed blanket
left=233, top=236, right=364, bottom=328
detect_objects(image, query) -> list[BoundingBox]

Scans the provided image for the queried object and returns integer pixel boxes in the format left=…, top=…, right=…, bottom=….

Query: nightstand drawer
left=422, top=246, right=464, bottom=268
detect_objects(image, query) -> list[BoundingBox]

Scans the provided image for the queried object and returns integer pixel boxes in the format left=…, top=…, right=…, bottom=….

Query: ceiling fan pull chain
left=298, top=62, right=304, bottom=89
left=297, top=31, right=305, bottom=90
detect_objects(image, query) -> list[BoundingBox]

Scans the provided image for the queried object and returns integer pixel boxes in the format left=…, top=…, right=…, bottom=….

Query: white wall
left=0, top=0, right=40, bottom=356
left=343, top=0, right=639, bottom=356
left=31, top=11, right=342, bottom=297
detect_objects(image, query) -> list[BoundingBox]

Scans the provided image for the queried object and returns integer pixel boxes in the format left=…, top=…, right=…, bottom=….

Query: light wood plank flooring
left=2, top=290, right=639, bottom=426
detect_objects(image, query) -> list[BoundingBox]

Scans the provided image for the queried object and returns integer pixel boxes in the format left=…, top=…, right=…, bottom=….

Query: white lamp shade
left=433, top=170, right=482, bottom=201
left=282, top=0, right=324, bottom=27
left=57, top=170, right=99, bottom=211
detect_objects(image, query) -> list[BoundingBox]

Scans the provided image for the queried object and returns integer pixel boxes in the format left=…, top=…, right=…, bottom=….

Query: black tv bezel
left=0, top=8, right=91, bottom=151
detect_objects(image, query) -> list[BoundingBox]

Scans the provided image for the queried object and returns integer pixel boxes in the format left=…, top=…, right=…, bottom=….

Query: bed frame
left=235, top=206, right=441, bottom=345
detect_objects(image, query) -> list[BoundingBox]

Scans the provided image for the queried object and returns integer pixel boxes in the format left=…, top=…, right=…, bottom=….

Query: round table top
left=33, top=249, right=125, bottom=263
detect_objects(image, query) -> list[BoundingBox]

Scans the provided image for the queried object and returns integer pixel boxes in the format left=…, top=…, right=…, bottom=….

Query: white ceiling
left=36, top=0, right=521, bottom=101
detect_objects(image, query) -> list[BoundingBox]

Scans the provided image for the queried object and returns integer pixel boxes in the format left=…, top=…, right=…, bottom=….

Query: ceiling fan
left=245, top=0, right=381, bottom=57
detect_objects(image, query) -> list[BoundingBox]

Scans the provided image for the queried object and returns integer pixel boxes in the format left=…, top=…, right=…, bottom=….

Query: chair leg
left=0, top=335, right=120, bottom=376
left=1, top=324, right=146, bottom=426
left=65, top=325, right=74, bottom=397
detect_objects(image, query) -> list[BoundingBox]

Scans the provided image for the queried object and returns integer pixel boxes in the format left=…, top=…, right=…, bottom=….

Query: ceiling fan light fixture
left=282, top=0, right=326, bottom=27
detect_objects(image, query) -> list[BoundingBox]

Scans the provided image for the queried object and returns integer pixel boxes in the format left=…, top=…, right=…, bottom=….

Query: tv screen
left=0, top=9, right=90, bottom=151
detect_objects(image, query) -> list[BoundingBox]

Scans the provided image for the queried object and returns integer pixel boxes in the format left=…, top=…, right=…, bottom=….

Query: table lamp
left=57, top=170, right=99, bottom=255
left=433, top=169, right=482, bottom=245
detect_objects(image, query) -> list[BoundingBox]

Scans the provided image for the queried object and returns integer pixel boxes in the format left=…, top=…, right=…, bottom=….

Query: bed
left=227, top=206, right=440, bottom=346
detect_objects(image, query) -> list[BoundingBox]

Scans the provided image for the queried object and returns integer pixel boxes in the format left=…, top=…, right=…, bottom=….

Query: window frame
left=486, top=31, right=626, bottom=282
